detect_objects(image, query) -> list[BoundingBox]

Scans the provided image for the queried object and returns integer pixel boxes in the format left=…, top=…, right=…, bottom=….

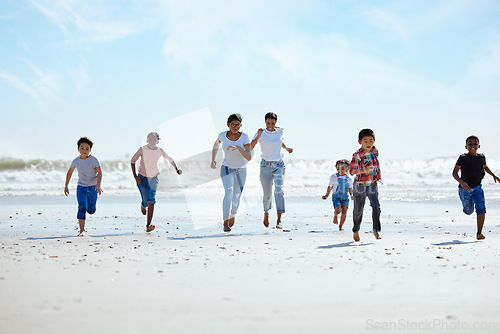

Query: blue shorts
left=332, top=196, right=349, bottom=209
left=137, top=174, right=159, bottom=207
left=458, top=185, right=486, bottom=215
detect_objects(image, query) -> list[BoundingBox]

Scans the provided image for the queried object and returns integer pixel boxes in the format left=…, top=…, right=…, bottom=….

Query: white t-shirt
left=252, top=128, right=284, bottom=161
left=328, top=174, right=354, bottom=194
left=218, top=131, right=251, bottom=169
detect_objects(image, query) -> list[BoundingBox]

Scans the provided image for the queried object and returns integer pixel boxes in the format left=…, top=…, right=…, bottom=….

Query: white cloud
left=363, top=7, right=410, bottom=42
left=30, top=0, right=154, bottom=42
left=0, top=69, right=38, bottom=99
left=156, top=0, right=315, bottom=68
left=0, top=60, right=62, bottom=110
left=453, top=32, right=500, bottom=108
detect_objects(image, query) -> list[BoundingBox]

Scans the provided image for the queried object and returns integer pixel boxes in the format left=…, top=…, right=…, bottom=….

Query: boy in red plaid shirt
left=349, top=129, right=382, bottom=242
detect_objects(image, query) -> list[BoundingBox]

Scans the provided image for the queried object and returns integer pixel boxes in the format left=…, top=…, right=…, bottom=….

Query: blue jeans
left=459, top=185, right=486, bottom=215
left=76, top=185, right=98, bottom=220
left=260, top=159, right=285, bottom=213
left=352, top=183, right=381, bottom=233
left=137, top=174, right=159, bottom=207
left=220, top=166, right=247, bottom=221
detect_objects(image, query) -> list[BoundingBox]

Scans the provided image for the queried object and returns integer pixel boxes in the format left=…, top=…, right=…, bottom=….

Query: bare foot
left=263, top=212, right=269, bottom=228
left=77, top=231, right=85, bottom=237
left=223, top=220, right=231, bottom=232
left=229, top=215, right=235, bottom=228
left=141, top=206, right=147, bottom=215
left=146, top=225, right=155, bottom=232
left=333, top=216, right=338, bottom=224
left=477, top=233, right=485, bottom=240
left=373, top=231, right=382, bottom=240
left=353, top=232, right=360, bottom=242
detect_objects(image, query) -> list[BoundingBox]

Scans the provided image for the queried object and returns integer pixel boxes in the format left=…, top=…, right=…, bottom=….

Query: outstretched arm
left=211, top=139, right=221, bottom=169
left=130, top=147, right=142, bottom=184
left=131, top=163, right=141, bottom=184
left=322, top=186, right=332, bottom=200
left=64, top=168, right=74, bottom=196
left=484, top=164, right=500, bottom=183
left=161, top=149, right=182, bottom=175
left=282, top=142, right=293, bottom=154
left=168, top=159, right=182, bottom=175
left=95, top=166, right=103, bottom=194
left=452, top=165, right=471, bottom=191
left=250, top=129, right=264, bottom=150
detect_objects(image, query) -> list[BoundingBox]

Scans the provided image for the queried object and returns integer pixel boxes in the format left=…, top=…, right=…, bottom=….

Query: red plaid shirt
left=349, top=146, right=381, bottom=185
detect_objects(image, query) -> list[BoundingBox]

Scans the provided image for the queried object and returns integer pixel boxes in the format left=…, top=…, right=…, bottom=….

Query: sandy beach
left=1, top=195, right=500, bottom=334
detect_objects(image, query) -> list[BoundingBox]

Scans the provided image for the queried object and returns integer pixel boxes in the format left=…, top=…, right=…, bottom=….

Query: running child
left=64, top=137, right=102, bottom=236
left=322, top=159, right=353, bottom=231
left=130, top=132, right=182, bottom=232
left=452, top=135, right=500, bottom=240
left=349, top=129, right=382, bottom=242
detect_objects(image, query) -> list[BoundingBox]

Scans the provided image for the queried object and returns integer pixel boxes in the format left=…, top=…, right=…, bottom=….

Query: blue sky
left=1, top=0, right=499, bottom=161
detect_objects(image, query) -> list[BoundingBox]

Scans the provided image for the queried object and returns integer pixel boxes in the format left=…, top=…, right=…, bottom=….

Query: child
left=64, top=137, right=102, bottom=236
left=349, top=129, right=382, bottom=242
left=130, top=132, right=182, bottom=232
left=322, top=159, right=354, bottom=231
left=452, top=135, right=500, bottom=240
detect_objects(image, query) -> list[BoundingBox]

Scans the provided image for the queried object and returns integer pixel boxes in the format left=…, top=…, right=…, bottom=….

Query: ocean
left=1, top=157, right=499, bottom=205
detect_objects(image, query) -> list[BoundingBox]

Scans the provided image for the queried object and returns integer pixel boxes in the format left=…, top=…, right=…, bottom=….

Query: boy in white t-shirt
left=322, top=159, right=353, bottom=231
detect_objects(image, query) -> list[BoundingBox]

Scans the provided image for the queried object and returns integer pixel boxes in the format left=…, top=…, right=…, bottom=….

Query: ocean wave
left=1, top=157, right=499, bottom=203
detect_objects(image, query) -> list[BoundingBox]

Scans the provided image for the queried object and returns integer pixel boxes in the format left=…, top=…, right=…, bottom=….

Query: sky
left=1, top=0, right=499, bottom=162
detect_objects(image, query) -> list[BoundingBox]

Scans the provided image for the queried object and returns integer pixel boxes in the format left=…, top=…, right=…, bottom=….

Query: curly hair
left=335, top=159, right=350, bottom=169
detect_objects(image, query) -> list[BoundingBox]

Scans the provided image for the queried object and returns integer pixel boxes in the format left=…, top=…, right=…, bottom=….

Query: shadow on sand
left=318, top=241, right=374, bottom=249
left=23, top=232, right=134, bottom=240
left=432, top=239, right=478, bottom=246
left=168, top=231, right=271, bottom=241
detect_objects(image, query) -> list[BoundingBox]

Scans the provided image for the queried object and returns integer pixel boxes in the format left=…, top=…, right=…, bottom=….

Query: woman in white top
left=251, top=112, right=293, bottom=229
left=131, top=132, right=182, bottom=232
left=211, top=114, right=252, bottom=232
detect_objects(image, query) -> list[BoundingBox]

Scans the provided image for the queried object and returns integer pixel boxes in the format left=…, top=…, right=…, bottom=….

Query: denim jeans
left=260, top=159, right=285, bottom=213
left=76, top=185, right=98, bottom=220
left=352, top=183, right=381, bottom=233
left=220, top=166, right=247, bottom=220
left=332, top=196, right=350, bottom=209
left=459, top=185, right=486, bottom=215
left=136, top=174, right=159, bottom=207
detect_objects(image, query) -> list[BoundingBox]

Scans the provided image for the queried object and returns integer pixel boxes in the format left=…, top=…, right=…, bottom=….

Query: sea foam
left=1, top=157, right=499, bottom=204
